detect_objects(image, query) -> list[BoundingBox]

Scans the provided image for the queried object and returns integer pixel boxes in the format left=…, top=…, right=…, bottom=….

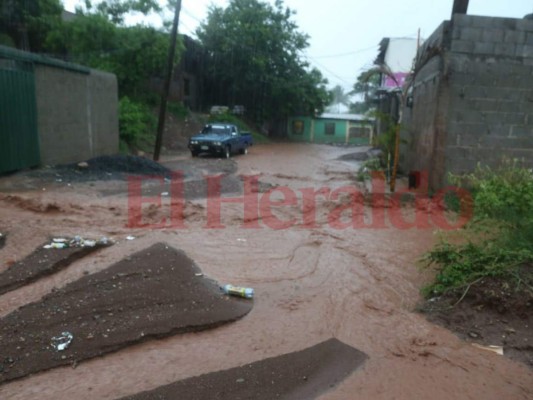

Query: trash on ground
left=236, top=238, right=247, bottom=242
left=161, top=192, right=169, bottom=196
left=51, top=331, right=73, bottom=351
left=126, top=235, right=136, bottom=241
left=43, top=236, right=112, bottom=249
left=44, top=242, right=67, bottom=249
left=77, top=161, right=89, bottom=169
left=195, top=273, right=203, bottom=277
left=471, top=343, right=504, bottom=355
left=222, top=284, right=254, bottom=299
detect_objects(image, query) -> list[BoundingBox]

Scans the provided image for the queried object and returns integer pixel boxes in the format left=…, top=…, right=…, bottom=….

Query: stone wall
left=404, top=14, right=533, bottom=189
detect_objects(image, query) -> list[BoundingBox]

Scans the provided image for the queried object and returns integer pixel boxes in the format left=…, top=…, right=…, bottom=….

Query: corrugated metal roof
left=318, top=113, right=373, bottom=121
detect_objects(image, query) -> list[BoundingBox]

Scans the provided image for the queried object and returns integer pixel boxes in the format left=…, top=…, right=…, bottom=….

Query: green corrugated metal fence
left=0, top=58, right=40, bottom=173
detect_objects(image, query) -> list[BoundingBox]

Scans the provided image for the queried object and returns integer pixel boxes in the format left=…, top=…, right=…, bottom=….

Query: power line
left=181, top=6, right=204, bottom=24
left=300, top=51, right=353, bottom=86
left=308, top=44, right=379, bottom=59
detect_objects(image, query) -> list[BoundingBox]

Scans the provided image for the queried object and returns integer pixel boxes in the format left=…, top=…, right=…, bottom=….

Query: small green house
left=287, top=113, right=374, bottom=145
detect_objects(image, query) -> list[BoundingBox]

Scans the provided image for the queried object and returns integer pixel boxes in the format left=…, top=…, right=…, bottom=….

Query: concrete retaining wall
left=35, top=66, right=118, bottom=165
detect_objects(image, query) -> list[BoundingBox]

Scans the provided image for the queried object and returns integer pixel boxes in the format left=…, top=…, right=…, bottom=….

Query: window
left=349, top=126, right=367, bottom=138
left=292, top=120, right=304, bottom=135
left=324, top=122, right=335, bottom=135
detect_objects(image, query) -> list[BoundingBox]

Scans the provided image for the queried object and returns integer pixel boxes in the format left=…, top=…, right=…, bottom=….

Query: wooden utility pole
left=451, top=0, right=469, bottom=18
left=153, top=0, right=182, bottom=161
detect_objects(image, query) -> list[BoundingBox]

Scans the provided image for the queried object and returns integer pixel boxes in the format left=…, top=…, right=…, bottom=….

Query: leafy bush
left=167, top=101, right=189, bottom=121
left=423, top=160, right=533, bottom=296
left=356, top=158, right=382, bottom=182
left=118, top=96, right=156, bottom=148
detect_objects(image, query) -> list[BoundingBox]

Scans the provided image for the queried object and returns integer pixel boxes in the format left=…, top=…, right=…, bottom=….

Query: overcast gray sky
left=63, top=0, right=533, bottom=91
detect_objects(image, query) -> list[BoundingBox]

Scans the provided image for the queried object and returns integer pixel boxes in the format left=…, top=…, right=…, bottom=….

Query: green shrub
left=423, top=160, right=533, bottom=296
left=167, top=101, right=189, bottom=120
left=118, top=96, right=156, bottom=147
left=356, top=157, right=382, bottom=182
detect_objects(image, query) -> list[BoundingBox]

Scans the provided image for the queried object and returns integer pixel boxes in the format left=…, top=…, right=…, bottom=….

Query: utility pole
left=153, top=0, right=182, bottom=161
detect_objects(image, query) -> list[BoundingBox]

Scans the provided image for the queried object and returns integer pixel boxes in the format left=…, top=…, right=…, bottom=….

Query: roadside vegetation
left=423, top=160, right=533, bottom=299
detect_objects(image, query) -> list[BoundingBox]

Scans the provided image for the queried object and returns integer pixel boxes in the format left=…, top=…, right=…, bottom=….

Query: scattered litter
left=471, top=343, right=504, bottom=355
left=236, top=238, right=247, bottom=242
left=51, top=331, right=73, bottom=351
left=195, top=273, right=203, bottom=277
left=161, top=192, right=169, bottom=196
left=43, top=236, right=112, bottom=249
left=77, top=161, right=89, bottom=169
left=222, top=284, right=254, bottom=299
left=126, top=236, right=136, bottom=241
left=44, top=242, right=67, bottom=249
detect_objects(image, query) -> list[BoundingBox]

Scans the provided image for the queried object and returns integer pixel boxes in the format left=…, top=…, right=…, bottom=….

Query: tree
left=349, top=70, right=380, bottom=114
left=45, top=1, right=183, bottom=98
left=196, top=0, right=330, bottom=124
left=79, top=0, right=161, bottom=25
left=0, top=0, right=63, bottom=51
left=328, top=85, right=350, bottom=113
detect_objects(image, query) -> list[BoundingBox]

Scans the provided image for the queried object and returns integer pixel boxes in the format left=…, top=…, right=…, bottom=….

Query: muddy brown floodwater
left=0, top=143, right=532, bottom=399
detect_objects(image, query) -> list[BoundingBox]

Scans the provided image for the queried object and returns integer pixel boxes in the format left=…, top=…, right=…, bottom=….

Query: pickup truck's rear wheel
left=224, top=146, right=231, bottom=159
left=240, top=146, right=248, bottom=155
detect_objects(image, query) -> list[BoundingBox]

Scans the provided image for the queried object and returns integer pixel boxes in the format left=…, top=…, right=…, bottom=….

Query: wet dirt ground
left=0, top=143, right=532, bottom=399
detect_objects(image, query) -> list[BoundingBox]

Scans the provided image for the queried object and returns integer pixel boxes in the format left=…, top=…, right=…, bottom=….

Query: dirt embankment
left=421, top=268, right=533, bottom=368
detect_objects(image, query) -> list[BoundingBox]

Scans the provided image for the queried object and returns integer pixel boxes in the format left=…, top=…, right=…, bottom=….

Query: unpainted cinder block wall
left=404, top=14, right=533, bottom=189
left=35, top=66, right=119, bottom=165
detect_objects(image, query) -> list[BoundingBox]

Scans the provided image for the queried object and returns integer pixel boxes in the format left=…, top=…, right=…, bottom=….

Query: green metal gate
left=0, top=57, right=40, bottom=173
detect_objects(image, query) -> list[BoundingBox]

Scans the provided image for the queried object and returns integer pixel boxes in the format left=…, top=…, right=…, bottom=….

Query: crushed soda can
left=222, top=284, right=254, bottom=299
left=51, top=331, right=73, bottom=351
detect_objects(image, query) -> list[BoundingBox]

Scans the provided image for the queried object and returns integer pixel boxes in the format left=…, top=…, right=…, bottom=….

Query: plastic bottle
left=222, top=284, right=254, bottom=299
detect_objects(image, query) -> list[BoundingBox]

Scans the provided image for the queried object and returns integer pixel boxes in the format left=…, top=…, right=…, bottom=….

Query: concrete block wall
left=405, top=14, right=533, bottom=189
left=35, top=66, right=119, bottom=165
left=445, top=15, right=533, bottom=179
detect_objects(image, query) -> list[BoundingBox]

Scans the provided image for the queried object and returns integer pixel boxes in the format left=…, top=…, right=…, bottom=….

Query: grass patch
left=423, top=160, right=533, bottom=297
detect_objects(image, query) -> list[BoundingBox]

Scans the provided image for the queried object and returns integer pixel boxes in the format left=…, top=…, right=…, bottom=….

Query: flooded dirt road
left=0, top=143, right=531, bottom=399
